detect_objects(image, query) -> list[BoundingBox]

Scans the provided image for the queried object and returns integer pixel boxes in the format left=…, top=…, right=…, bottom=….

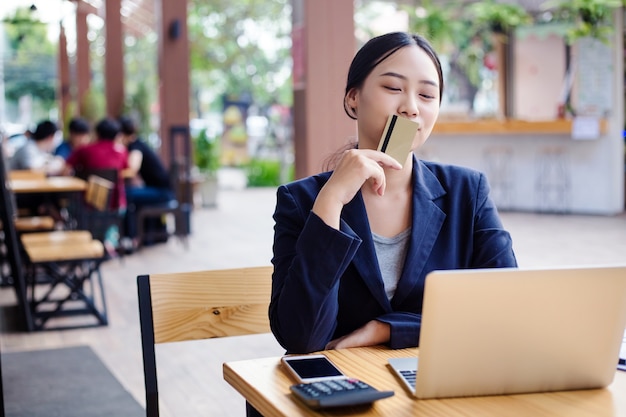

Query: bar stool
left=535, top=146, right=570, bottom=213
left=483, top=146, right=514, bottom=210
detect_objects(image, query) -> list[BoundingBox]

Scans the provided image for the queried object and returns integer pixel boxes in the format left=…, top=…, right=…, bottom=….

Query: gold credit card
left=376, top=115, right=419, bottom=166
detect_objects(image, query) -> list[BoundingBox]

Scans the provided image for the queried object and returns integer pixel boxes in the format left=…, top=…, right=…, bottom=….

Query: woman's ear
left=345, top=88, right=358, bottom=118
left=345, top=88, right=358, bottom=109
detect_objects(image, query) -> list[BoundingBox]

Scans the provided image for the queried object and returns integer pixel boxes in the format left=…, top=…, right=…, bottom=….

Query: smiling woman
left=269, top=31, right=517, bottom=357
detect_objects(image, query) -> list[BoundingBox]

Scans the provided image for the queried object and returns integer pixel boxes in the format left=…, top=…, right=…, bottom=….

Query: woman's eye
left=384, top=86, right=401, bottom=92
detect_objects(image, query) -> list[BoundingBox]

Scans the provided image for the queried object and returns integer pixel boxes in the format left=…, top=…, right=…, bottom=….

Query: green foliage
left=123, top=35, right=158, bottom=137
left=541, top=0, right=625, bottom=43
left=3, top=7, right=57, bottom=109
left=467, top=1, right=532, bottom=34
left=187, top=0, right=293, bottom=114
left=405, top=0, right=462, bottom=53
left=193, top=128, right=221, bottom=175
left=62, top=101, right=77, bottom=138
left=245, top=158, right=286, bottom=187
left=80, top=88, right=106, bottom=127
left=124, top=80, right=152, bottom=138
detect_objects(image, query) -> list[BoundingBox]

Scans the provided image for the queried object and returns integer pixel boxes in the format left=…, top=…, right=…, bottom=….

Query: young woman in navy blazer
left=270, top=32, right=518, bottom=354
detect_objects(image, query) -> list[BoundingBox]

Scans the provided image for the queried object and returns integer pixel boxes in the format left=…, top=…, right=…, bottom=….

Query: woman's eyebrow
left=379, top=71, right=438, bottom=88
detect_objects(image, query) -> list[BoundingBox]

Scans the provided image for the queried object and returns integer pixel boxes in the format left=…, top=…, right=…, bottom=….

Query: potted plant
left=192, top=128, right=220, bottom=207
left=467, top=0, right=532, bottom=35
left=541, top=0, right=623, bottom=44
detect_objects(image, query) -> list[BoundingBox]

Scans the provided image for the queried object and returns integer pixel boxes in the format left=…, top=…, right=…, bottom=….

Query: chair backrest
left=74, top=167, right=119, bottom=208
left=73, top=167, right=118, bottom=183
left=137, top=265, right=273, bottom=417
left=85, top=175, right=114, bottom=212
left=0, top=139, right=33, bottom=330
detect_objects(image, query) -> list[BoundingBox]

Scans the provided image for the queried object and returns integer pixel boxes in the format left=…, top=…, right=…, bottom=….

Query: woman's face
left=346, top=44, right=441, bottom=153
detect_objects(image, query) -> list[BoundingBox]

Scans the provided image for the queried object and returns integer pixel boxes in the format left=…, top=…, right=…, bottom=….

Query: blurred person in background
left=9, top=120, right=65, bottom=175
left=118, top=115, right=174, bottom=246
left=65, top=117, right=129, bottom=211
left=65, top=117, right=129, bottom=255
left=55, top=117, right=91, bottom=160
left=8, top=120, right=66, bottom=220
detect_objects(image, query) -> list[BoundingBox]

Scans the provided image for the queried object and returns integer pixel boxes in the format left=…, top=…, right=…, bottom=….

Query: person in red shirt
left=66, top=118, right=129, bottom=210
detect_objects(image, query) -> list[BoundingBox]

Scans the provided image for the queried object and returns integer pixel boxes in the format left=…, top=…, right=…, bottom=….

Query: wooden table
left=9, top=176, right=87, bottom=193
left=9, top=176, right=88, bottom=230
left=223, top=346, right=626, bottom=417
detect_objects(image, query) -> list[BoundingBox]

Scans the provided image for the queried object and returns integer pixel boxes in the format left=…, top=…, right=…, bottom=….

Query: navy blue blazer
left=270, top=157, right=517, bottom=353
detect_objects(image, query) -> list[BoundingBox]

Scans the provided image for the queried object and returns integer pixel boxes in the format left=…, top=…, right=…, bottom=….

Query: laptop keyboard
left=399, top=369, right=417, bottom=389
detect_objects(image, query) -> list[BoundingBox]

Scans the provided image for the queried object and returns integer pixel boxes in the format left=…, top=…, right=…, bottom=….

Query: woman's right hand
left=312, top=148, right=401, bottom=229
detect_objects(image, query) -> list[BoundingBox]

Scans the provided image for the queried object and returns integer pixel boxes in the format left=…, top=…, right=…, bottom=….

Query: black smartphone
left=281, top=354, right=346, bottom=383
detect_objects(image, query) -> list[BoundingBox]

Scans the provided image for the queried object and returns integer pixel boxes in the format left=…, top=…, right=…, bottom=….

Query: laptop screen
left=390, top=266, right=626, bottom=399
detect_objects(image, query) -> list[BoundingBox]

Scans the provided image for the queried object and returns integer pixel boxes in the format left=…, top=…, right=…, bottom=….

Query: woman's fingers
left=313, top=148, right=405, bottom=228
left=335, top=149, right=400, bottom=197
left=357, top=149, right=403, bottom=170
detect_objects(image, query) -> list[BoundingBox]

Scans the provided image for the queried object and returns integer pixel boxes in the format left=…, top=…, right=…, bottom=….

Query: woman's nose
left=399, top=95, right=419, bottom=118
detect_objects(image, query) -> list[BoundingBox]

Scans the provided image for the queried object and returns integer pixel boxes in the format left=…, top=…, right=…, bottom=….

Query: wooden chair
left=85, top=174, right=115, bottom=212
left=6, top=171, right=56, bottom=232
left=135, top=161, right=191, bottom=249
left=78, top=172, right=126, bottom=258
left=0, top=140, right=109, bottom=331
left=137, top=266, right=273, bottom=417
left=0, top=143, right=32, bottom=324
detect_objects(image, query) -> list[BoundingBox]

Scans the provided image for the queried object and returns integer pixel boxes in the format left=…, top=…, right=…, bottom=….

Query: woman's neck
left=382, top=154, right=413, bottom=192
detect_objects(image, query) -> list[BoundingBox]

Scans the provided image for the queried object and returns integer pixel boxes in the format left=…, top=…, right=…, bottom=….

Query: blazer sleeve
left=270, top=184, right=362, bottom=353
left=471, top=173, right=517, bottom=268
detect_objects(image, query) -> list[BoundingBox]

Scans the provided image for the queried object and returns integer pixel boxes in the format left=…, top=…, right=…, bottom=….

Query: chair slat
left=22, top=240, right=104, bottom=263
left=20, top=230, right=93, bottom=246
left=14, top=216, right=55, bottom=231
left=148, top=266, right=273, bottom=344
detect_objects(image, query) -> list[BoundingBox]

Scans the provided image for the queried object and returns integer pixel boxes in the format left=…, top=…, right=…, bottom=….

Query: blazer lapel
left=341, top=193, right=391, bottom=311
left=392, top=158, right=446, bottom=306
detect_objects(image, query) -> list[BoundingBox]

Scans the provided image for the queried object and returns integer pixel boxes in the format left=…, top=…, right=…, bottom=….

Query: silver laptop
left=388, top=265, right=626, bottom=399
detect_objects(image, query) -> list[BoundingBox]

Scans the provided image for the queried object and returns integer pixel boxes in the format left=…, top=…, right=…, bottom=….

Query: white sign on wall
left=572, top=37, right=613, bottom=117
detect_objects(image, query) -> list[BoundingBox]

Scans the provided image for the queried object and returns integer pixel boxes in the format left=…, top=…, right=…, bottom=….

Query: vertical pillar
left=292, top=0, right=356, bottom=178
left=58, top=23, right=71, bottom=128
left=75, top=2, right=90, bottom=115
left=156, top=0, right=190, bottom=168
left=0, top=22, right=6, bottom=125
left=105, top=0, right=124, bottom=117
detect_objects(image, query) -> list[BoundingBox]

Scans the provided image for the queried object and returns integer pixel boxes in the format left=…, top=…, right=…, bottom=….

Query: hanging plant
left=467, top=0, right=532, bottom=35
left=541, top=0, right=625, bottom=43
left=402, top=0, right=461, bottom=53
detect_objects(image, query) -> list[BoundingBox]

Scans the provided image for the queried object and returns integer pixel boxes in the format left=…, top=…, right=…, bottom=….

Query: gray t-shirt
left=10, top=140, right=47, bottom=170
left=372, top=227, right=411, bottom=300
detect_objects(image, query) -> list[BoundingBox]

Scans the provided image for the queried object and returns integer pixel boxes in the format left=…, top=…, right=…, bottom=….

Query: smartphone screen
left=281, top=354, right=346, bottom=383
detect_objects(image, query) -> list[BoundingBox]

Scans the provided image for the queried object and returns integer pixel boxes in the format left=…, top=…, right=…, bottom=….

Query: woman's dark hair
left=343, top=32, right=444, bottom=120
left=95, top=118, right=121, bottom=141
